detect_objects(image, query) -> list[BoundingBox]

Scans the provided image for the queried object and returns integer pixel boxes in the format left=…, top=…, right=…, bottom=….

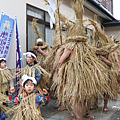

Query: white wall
left=0, top=0, right=26, bottom=68
left=105, top=26, right=120, bottom=37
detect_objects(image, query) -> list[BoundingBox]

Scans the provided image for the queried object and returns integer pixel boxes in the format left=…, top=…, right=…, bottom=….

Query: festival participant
left=51, top=0, right=115, bottom=119
left=86, top=18, right=119, bottom=115
left=17, top=50, right=49, bottom=95
left=36, top=38, right=49, bottom=56
left=44, top=9, right=66, bottom=95
left=89, top=41, right=119, bottom=113
left=32, top=18, right=50, bottom=70
left=0, top=57, right=15, bottom=120
left=9, top=75, right=50, bottom=120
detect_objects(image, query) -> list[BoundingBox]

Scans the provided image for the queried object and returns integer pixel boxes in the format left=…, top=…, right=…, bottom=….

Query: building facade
left=0, top=0, right=119, bottom=68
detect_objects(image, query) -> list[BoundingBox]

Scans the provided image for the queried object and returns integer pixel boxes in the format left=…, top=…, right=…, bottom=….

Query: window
left=26, top=4, right=55, bottom=51
left=96, top=0, right=113, bottom=14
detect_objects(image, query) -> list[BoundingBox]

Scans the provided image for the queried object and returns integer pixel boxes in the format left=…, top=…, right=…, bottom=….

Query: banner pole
left=15, top=16, right=23, bottom=68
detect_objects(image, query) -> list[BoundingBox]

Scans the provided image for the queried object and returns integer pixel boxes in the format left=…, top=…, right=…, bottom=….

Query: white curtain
left=45, top=26, right=55, bottom=47
left=28, top=21, right=45, bottom=50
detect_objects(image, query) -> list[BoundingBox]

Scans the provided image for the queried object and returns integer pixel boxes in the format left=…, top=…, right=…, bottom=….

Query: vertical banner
left=15, top=16, right=23, bottom=93
left=0, top=12, right=4, bottom=28
left=0, top=14, right=14, bottom=61
left=48, top=0, right=56, bottom=29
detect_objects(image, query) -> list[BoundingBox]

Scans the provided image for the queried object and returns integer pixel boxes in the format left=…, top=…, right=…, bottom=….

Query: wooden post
left=57, top=0, right=62, bottom=45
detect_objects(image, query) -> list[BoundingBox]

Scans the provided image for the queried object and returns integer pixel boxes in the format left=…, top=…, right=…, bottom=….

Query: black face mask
left=37, top=43, right=43, bottom=46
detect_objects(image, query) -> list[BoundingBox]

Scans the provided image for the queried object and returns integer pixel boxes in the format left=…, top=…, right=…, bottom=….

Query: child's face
left=0, top=61, right=6, bottom=69
left=24, top=80, right=35, bottom=95
left=26, top=55, right=36, bottom=65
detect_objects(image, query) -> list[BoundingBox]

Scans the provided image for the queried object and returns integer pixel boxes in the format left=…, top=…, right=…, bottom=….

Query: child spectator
left=0, top=57, right=15, bottom=120
left=18, top=50, right=49, bottom=95
left=9, top=75, right=50, bottom=119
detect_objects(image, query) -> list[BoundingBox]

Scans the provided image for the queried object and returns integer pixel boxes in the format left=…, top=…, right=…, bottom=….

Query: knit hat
left=22, top=75, right=37, bottom=86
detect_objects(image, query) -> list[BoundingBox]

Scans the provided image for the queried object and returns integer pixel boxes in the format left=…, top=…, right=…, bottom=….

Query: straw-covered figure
left=32, top=18, right=50, bottom=70
left=51, top=0, right=116, bottom=120
left=0, top=58, right=15, bottom=119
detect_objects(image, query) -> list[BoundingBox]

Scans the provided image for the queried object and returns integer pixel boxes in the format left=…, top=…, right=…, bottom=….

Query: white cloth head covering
left=22, top=75, right=37, bottom=86
left=0, top=58, right=6, bottom=61
left=23, top=52, right=37, bottom=59
left=37, top=38, right=43, bottom=43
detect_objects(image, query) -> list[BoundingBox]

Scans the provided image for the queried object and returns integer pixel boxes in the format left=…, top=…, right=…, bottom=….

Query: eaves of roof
left=84, top=0, right=116, bottom=21
left=102, top=20, right=120, bottom=27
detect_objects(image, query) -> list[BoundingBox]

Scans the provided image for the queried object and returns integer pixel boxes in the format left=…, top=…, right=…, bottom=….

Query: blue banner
left=0, top=14, right=14, bottom=61
left=0, top=12, right=4, bottom=28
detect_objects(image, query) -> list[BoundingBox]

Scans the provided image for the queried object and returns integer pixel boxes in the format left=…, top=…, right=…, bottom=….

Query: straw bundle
left=31, top=18, right=44, bottom=45
left=93, top=43, right=119, bottom=56
left=0, top=103, right=14, bottom=116
left=0, top=93, right=14, bottom=116
left=86, top=18, right=119, bottom=56
left=110, top=32, right=120, bottom=43
left=11, top=93, right=44, bottom=120
left=44, top=10, right=65, bottom=73
left=43, top=0, right=50, bottom=5
left=59, top=12, right=73, bottom=30
left=52, top=12, right=64, bottom=46
left=0, top=93, right=9, bottom=103
left=88, top=18, right=115, bottom=45
left=0, top=69, right=14, bottom=94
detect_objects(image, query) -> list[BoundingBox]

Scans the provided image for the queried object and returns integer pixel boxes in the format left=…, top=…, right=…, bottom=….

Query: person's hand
left=37, top=47, right=42, bottom=53
left=10, top=87, right=15, bottom=93
left=43, top=89, right=48, bottom=94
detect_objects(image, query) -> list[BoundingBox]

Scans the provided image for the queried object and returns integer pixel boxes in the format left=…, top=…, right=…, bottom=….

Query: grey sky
left=113, top=0, right=120, bottom=20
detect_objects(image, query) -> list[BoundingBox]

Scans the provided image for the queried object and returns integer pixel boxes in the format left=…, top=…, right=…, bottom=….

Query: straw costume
left=17, top=51, right=50, bottom=95
left=0, top=58, right=15, bottom=116
left=87, top=19, right=119, bottom=98
left=44, top=11, right=65, bottom=73
left=51, top=0, right=115, bottom=110
left=32, top=18, right=50, bottom=71
left=9, top=75, right=50, bottom=120
left=109, top=33, right=120, bottom=86
left=43, top=5, right=68, bottom=90
left=0, top=58, right=14, bottom=94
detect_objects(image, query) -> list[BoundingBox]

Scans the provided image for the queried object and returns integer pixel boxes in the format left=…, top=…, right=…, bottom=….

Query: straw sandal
left=57, top=107, right=67, bottom=111
left=85, top=114, right=94, bottom=119
left=113, top=98, right=117, bottom=101
left=71, top=113, right=75, bottom=117
left=90, top=105, right=98, bottom=110
left=103, top=108, right=108, bottom=113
